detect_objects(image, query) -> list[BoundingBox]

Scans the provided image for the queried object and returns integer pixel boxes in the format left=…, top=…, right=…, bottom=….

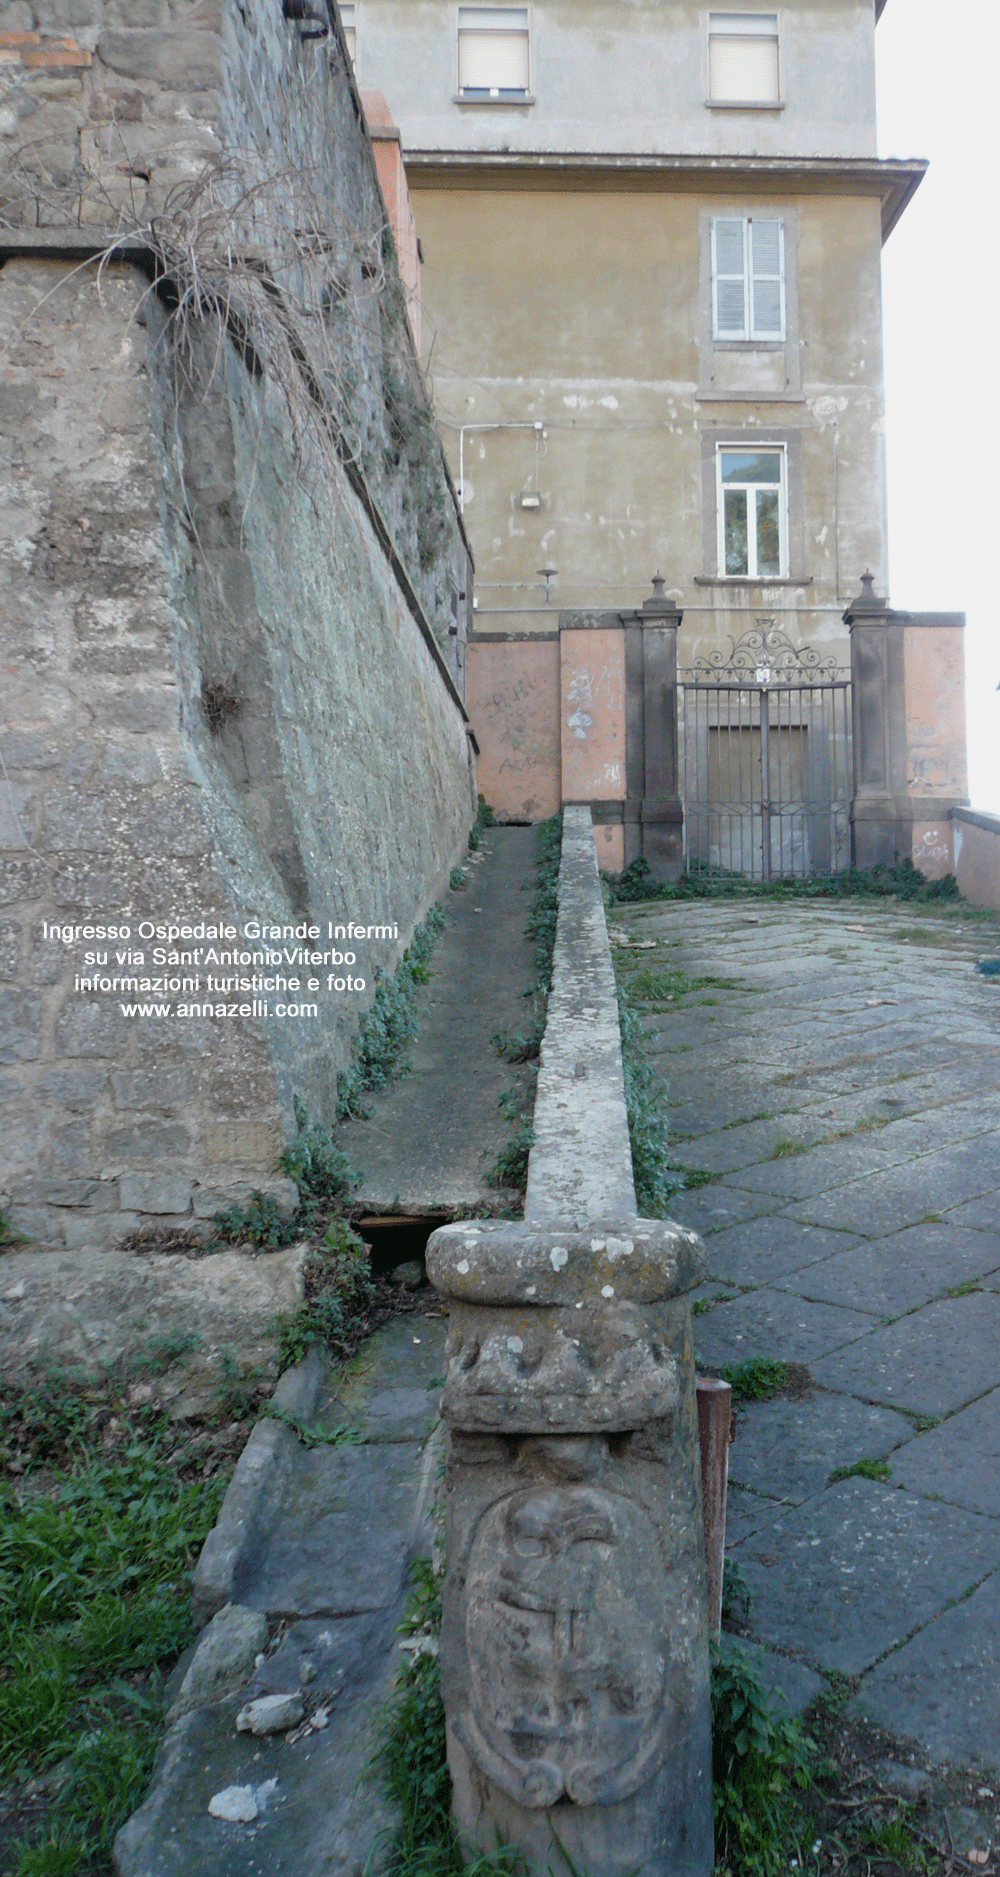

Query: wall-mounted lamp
left=519, top=490, right=542, bottom=510
left=537, top=566, right=558, bottom=604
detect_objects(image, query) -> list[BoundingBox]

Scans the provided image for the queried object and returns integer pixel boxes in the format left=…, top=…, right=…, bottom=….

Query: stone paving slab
left=725, top=1484, right=794, bottom=1547
left=730, top=1476, right=1000, bottom=1675
left=786, top=1143, right=1000, bottom=1237
left=336, top=828, right=538, bottom=1211
left=693, top=1287, right=877, bottom=1370
left=851, top=1570, right=1000, bottom=1776
left=116, top=1314, right=446, bottom=1877
left=776, top=1222, right=1000, bottom=1317
left=624, top=895, right=1000, bottom=1776
left=729, top=1393, right=913, bottom=1504
left=809, top=1292, right=1000, bottom=1418
left=888, top=1387, right=1000, bottom=1517
left=703, top=1218, right=860, bottom=1287
left=665, top=1186, right=778, bottom=1236
left=947, top=1193, right=1000, bottom=1234
left=722, top=1136, right=909, bottom=1201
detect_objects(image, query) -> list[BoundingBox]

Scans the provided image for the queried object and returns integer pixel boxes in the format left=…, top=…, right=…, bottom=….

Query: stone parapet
left=427, top=805, right=712, bottom=1877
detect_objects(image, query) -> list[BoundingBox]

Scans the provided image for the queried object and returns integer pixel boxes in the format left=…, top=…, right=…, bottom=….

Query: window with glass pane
left=458, top=7, right=529, bottom=94
left=708, top=12, right=779, bottom=103
left=718, top=449, right=785, bottom=577
left=340, top=2, right=356, bottom=63
left=712, top=216, right=784, bottom=341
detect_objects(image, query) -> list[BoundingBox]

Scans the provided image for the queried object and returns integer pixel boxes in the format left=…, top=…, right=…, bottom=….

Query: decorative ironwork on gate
left=681, top=619, right=852, bottom=882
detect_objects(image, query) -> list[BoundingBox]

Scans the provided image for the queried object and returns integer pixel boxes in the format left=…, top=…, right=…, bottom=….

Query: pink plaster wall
left=361, top=92, right=421, bottom=354
left=904, top=624, right=968, bottom=801
left=466, top=639, right=561, bottom=819
left=954, top=814, right=1000, bottom=914
left=593, top=822, right=626, bottom=872
left=559, top=628, right=627, bottom=803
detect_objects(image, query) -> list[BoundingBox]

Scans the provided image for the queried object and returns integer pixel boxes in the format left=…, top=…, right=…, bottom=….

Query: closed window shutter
left=713, top=218, right=748, bottom=339
left=749, top=218, right=784, bottom=339
left=708, top=34, right=779, bottom=101
left=458, top=8, right=529, bottom=89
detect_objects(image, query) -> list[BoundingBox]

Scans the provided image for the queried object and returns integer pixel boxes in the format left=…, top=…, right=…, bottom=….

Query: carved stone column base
left=428, top=1217, right=714, bottom=1877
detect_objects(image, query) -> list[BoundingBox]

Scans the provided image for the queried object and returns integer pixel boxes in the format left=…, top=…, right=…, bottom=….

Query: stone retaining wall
left=0, top=0, right=478, bottom=1249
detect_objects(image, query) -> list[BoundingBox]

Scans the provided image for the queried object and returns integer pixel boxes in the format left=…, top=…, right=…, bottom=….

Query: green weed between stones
left=0, top=1375, right=229, bottom=1875
left=603, top=852, right=960, bottom=907
left=485, top=817, right=561, bottom=1201
left=717, top=1357, right=795, bottom=1402
left=336, top=905, right=447, bottom=1120
left=711, top=1640, right=816, bottom=1877
left=468, top=793, right=498, bottom=853
left=829, top=1457, right=891, bottom=1484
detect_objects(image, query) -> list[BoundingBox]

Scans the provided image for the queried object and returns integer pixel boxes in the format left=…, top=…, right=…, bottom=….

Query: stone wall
left=0, top=0, right=478, bottom=1249
left=953, top=809, right=1000, bottom=917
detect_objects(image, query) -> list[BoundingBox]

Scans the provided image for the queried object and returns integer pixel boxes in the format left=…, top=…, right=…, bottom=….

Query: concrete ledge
left=191, top=1347, right=327, bottom=1620
left=524, top=804, right=636, bottom=1228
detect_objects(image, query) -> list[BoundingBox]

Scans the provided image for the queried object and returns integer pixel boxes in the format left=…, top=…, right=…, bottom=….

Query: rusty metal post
left=696, top=1376, right=732, bottom=1637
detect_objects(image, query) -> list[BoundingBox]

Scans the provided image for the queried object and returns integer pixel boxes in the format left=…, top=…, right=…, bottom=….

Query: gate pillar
left=624, top=575, right=684, bottom=880
left=845, top=574, right=968, bottom=873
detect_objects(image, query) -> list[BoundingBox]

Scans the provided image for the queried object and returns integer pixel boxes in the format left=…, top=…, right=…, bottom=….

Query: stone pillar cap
left=426, top=1217, right=706, bottom=1307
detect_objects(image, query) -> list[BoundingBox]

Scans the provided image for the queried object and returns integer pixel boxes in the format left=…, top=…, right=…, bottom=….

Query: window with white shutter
left=708, top=13, right=780, bottom=104
left=458, top=8, right=530, bottom=95
left=711, top=216, right=785, bottom=342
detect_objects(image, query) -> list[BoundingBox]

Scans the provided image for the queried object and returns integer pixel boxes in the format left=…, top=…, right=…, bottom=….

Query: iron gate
left=680, top=621, right=852, bottom=881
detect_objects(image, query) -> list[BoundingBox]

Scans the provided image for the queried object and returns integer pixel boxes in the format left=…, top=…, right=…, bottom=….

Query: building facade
left=351, top=1, right=965, bottom=875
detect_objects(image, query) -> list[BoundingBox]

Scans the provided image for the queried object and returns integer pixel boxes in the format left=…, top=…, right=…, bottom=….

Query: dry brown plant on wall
left=0, top=142, right=457, bottom=642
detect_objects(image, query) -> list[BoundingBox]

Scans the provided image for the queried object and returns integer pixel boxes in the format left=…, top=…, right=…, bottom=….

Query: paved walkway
left=337, top=826, right=538, bottom=1212
left=612, top=893, right=1000, bottom=1773
left=116, top=1313, right=447, bottom=1877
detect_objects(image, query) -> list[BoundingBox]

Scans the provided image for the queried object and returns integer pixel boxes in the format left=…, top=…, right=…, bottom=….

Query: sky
left=876, top=0, right=999, bottom=811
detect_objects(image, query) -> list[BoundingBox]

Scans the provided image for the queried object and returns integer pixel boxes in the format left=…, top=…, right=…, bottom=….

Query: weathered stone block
left=55, top=999, right=130, bottom=1059
left=119, top=1172, right=193, bottom=1215
left=0, top=992, right=42, bottom=1062
left=103, top=1120, right=193, bottom=1161
left=96, top=27, right=222, bottom=85
left=165, top=1604, right=269, bottom=1724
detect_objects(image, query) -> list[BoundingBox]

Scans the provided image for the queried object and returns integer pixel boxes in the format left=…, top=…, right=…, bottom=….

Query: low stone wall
left=953, top=808, right=1000, bottom=915
left=426, top=807, right=712, bottom=1877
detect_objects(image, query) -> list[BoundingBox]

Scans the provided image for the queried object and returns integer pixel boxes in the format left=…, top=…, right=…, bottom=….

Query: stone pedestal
left=426, top=1217, right=713, bottom=1877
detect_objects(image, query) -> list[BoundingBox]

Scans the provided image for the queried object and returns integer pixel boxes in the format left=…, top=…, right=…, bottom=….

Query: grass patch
left=771, top=1139, right=809, bottom=1159
left=944, top=1279, right=981, bottom=1298
left=712, top=1640, right=815, bottom=1877
left=829, top=1457, right=891, bottom=1484
left=467, top=793, right=496, bottom=853
left=716, top=1356, right=802, bottom=1402
left=0, top=1374, right=230, bottom=1873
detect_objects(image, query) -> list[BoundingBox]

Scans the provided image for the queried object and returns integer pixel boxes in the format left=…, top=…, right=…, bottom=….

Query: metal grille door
left=681, top=622, right=852, bottom=881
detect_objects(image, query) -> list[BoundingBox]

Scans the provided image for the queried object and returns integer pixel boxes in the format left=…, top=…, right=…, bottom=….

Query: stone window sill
left=694, top=575, right=814, bottom=588
left=454, top=92, right=535, bottom=105
left=706, top=98, right=785, bottom=110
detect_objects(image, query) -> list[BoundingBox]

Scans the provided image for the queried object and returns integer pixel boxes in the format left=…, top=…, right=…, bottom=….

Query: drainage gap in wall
left=355, top=1213, right=449, bottom=1282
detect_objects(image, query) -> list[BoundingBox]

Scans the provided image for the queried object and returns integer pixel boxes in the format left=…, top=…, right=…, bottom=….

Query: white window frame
left=707, top=11, right=781, bottom=105
left=457, top=6, right=530, bottom=98
left=716, top=443, right=788, bottom=579
left=339, top=1, right=356, bottom=64
left=711, top=215, right=785, bottom=342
